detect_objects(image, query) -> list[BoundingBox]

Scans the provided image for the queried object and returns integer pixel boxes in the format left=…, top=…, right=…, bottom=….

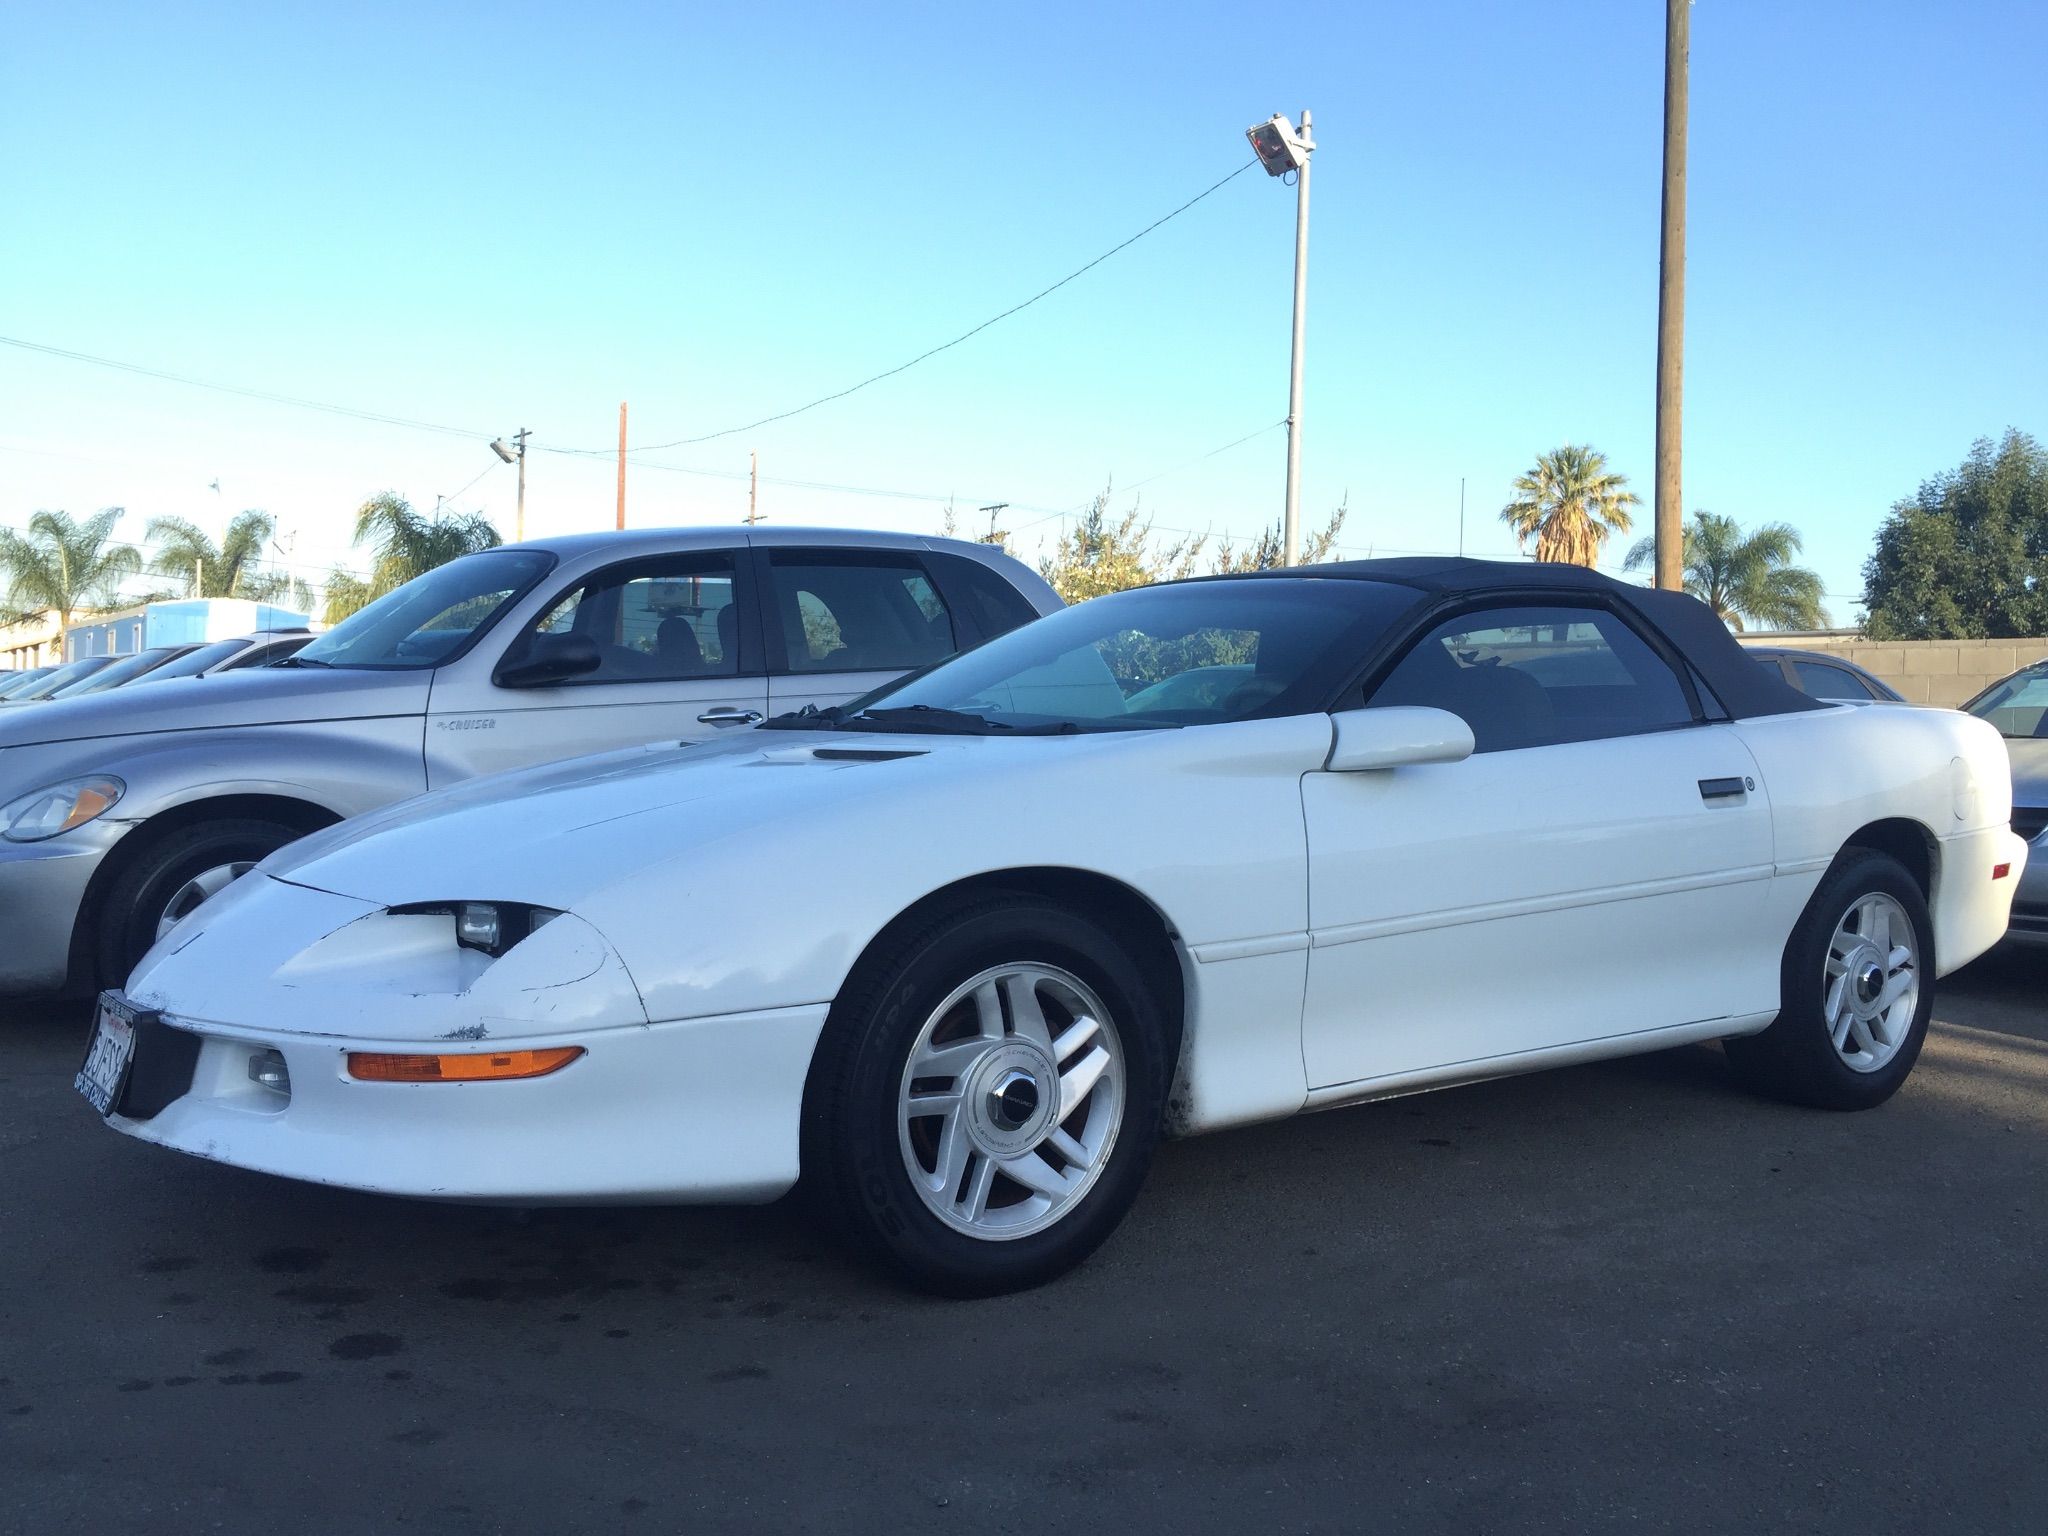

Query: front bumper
left=2006, top=828, right=2048, bottom=934
left=103, top=1003, right=831, bottom=1205
left=0, top=821, right=127, bottom=994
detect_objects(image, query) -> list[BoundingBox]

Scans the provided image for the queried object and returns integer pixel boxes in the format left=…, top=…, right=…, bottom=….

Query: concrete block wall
left=1758, top=636, right=2048, bottom=706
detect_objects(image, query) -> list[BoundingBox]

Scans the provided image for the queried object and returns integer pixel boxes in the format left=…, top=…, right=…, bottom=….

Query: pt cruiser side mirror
left=495, top=633, right=603, bottom=689
left=1325, top=706, right=1475, bottom=772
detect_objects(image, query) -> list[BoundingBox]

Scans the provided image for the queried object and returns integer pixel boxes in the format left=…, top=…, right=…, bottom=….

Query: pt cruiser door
left=424, top=550, right=769, bottom=785
left=1300, top=601, right=1780, bottom=1091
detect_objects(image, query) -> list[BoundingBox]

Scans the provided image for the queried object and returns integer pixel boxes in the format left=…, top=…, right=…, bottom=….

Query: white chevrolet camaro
left=83, top=559, right=2025, bottom=1294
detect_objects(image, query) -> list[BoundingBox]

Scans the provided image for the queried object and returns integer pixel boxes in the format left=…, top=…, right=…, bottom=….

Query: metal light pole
left=1654, top=1, right=1689, bottom=591
left=1247, top=111, right=1316, bottom=565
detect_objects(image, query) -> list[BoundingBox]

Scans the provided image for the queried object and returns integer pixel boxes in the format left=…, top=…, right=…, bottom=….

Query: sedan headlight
left=0, top=776, right=126, bottom=843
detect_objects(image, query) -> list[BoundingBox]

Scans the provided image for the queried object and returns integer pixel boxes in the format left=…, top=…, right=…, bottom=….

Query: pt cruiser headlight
left=1, top=776, right=126, bottom=843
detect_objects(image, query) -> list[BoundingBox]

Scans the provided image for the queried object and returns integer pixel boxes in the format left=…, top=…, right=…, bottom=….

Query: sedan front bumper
left=103, top=1003, right=832, bottom=1205
left=2006, top=827, right=2048, bottom=935
left=0, top=821, right=128, bottom=994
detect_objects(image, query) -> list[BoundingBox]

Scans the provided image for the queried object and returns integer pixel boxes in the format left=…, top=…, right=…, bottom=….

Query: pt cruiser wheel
left=95, top=817, right=304, bottom=990
left=806, top=893, right=1170, bottom=1295
left=1725, top=849, right=1935, bottom=1111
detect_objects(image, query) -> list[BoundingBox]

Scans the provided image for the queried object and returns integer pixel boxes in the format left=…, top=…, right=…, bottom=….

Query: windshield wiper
left=274, top=655, right=335, bottom=668
left=843, top=705, right=1013, bottom=735
left=760, top=702, right=845, bottom=731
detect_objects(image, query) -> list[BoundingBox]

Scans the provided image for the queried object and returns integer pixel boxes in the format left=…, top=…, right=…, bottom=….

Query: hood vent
left=752, top=745, right=928, bottom=767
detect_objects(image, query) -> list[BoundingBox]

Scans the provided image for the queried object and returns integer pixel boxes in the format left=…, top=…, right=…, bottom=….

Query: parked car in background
left=0, top=654, right=118, bottom=704
left=1745, top=646, right=1905, bottom=703
left=124, top=631, right=316, bottom=685
left=0, top=528, right=1058, bottom=996
left=0, top=667, right=58, bottom=700
left=1960, top=660, right=2048, bottom=936
left=93, top=558, right=2023, bottom=1294
left=45, top=646, right=203, bottom=700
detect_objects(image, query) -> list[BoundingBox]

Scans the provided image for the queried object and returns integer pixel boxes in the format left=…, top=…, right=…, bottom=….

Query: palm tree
left=146, top=510, right=277, bottom=598
left=324, top=492, right=501, bottom=623
left=1624, top=511, right=1828, bottom=631
left=0, top=508, right=144, bottom=628
left=1500, top=445, right=1641, bottom=566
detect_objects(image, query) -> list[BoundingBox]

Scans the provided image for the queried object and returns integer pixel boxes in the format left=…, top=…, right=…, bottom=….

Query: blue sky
left=3, top=0, right=2043, bottom=619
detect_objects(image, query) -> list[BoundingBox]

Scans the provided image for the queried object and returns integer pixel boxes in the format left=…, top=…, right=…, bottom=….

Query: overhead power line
left=0, top=335, right=489, bottom=440
left=543, top=160, right=1263, bottom=457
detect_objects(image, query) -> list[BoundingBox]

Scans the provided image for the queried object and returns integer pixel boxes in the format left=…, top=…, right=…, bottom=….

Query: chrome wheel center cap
left=963, top=1040, right=1058, bottom=1157
left=988, top=1070, right=1040, bottom=1131
left=1855, top=957, right=1885, bottom=1006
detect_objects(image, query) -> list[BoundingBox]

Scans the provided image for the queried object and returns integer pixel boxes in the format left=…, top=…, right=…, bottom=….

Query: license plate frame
left=76, top=991, right=142, bottom=1117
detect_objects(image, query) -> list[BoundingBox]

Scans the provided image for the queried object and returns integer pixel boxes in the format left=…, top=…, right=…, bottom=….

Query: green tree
left=1861, top=431, right=2048, bottom=639
left=145, top=509, right=311, bottom=611
left=1500, top=445, right=1640, bottom=566
left=323, top=492, right=501, bottom=624
left=1211, top=498, right=1349, bottom=573
left=0, top=508, right=143, bottom=628
left=1039, top=488, right=1205, bottom=603
left=1623, top=511, right=1827, bottom=631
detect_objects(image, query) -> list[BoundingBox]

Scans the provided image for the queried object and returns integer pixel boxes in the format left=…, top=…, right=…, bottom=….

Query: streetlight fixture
left=1246, top=110, right=1315, bottom=566
left=489, top=430, right=531, bottom=542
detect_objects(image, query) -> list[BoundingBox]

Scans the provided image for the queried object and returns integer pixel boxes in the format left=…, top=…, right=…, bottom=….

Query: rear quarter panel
left=1732, top=703, right=2016, bottom=972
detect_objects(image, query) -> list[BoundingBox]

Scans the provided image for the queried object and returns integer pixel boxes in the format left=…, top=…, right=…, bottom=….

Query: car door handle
left=1698, top=776, right=1750, bottom=801
left=697, top=707, right=763, bottom=727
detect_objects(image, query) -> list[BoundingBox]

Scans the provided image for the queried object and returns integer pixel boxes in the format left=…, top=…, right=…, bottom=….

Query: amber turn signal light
left=348, top=1047, right=585, bottom=1082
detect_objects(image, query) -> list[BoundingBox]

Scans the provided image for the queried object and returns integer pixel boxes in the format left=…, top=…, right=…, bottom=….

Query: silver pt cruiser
left=0, top=526, right=1058, bottom=996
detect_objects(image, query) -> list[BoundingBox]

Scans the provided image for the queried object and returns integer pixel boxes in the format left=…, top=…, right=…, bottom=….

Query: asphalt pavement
left=4, top=949, right=2046, bottom=1534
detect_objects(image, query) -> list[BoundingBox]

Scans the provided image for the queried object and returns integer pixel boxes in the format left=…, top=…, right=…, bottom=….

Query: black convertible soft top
left=1241, top=556, right=1823, bottom=721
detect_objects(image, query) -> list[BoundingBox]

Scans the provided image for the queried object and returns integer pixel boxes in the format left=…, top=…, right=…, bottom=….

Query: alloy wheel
left=1823, top=891, right=1919, bottom=1074
left=896, top=963, right=1125, bottom=1240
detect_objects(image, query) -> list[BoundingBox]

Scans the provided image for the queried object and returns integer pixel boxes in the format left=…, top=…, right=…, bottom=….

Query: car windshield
left=782, top=577, right=1421, bottom=734
left=292, top=550, right=553, bottom=670
left=10, top=656, right=111, bottom=698
left=0, top=668, right=54, bottom=698
left=135, top=639, right=252, bottom=681
left=49, top=648, right=185, bottom=697
left=1964, top=667, right=2048, bottom=738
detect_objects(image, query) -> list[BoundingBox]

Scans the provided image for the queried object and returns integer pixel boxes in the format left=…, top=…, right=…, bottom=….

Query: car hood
left=2004, top=737, right=2048, bottom=809
left=0, top=666, right=431, bottom=749
left=264, top=727, right=1165, bottom=912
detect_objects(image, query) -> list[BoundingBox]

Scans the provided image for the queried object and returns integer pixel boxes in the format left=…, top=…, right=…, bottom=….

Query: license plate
left=76, top=992, right=140, bottom=1116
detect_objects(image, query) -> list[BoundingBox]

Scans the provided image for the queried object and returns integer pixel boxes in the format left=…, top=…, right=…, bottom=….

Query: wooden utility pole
left=748, top=452, right=759, bottom=525
left=1654, top=0, right=1689, bottom=592
left=511, top=429, right=530, bottom=542
left=615, top=403, right=628, bottom=530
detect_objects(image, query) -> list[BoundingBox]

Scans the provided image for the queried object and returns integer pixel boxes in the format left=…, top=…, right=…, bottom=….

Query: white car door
left=424, top=548, right=769, bottom=787
left=758, top=547, right=964, bottom=717
left=1300, top=600, right=1780, bottom=1092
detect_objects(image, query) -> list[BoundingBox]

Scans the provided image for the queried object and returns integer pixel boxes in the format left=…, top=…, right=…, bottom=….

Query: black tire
left=94, top=817, right=304, bottom=990
left=802, top=893, right=1173, bottom=1296
left=1725, top=849, right=1935, bottom=1111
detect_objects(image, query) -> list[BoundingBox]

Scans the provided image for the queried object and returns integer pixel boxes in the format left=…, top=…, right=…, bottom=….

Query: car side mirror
left=1325, top=706, right=1475, bottom=772
left=495, top=632, right=602, bottom=689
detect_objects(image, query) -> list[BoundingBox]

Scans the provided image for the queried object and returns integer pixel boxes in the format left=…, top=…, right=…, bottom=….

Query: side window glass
left=1369, top=604, right=1694, bottom=752
left=771, top=553, right=957, bottom=672
left=928, top=552, right=1040, bottom=640
left=1791, top=658, right=1873, bottom=701
left=516, top=557, right=740, bottom=683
